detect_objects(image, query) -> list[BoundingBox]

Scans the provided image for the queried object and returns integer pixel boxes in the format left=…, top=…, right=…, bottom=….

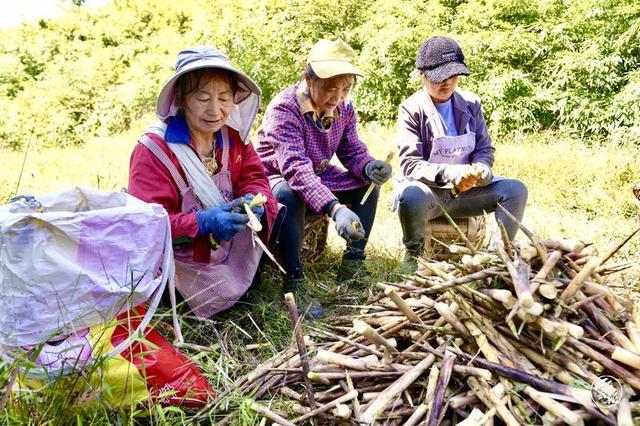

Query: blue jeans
left=398, top=179, right=528, bottom=247
left=273, top=181, right=380, bottom=279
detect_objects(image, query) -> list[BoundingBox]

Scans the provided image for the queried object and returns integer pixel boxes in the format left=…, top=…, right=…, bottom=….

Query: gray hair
left=302, top=64, right=358, bottom=86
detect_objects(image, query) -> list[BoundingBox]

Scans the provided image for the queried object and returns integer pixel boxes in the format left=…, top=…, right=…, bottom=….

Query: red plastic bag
left=110, top=306, right=215, bottom=407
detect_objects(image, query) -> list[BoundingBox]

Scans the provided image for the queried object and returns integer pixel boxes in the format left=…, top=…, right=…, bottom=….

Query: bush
left=1, top=0, right=639, bottom=149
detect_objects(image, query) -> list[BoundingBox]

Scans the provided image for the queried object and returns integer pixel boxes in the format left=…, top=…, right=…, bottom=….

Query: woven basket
left=424, top=216, right=486, bottom=260
left=301, top=211, right=330, bottom=263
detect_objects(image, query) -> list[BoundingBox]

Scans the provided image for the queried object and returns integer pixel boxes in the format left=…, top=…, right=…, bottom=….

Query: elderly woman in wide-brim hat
left=256, top=39, right=393, bottom=319
left=395, top=36, right=528, bottom=271
left=128, top=46, right=278, bottom=318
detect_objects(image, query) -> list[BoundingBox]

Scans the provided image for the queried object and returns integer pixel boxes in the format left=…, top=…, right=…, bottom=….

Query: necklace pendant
left=204, top=157, right=218, bottom=175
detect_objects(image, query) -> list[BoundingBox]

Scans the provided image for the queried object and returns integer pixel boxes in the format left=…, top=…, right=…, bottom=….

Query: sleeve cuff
left=324, top=200, right=339, bottom=216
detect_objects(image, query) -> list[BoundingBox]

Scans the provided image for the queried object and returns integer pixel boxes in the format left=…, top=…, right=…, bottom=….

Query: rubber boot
left=282, top=276, right=324, bottom=319
left=335, top=257, right=370, bottom=283
left=399, top=241, right=423, bottom=274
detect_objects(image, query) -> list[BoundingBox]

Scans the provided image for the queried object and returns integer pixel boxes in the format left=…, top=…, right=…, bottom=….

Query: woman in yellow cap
left=256, top=39, right=392, bottom=318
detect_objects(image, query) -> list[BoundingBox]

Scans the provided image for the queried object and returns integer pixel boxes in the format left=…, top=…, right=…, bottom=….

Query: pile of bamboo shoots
left=225, top=211, right=640, bottom=425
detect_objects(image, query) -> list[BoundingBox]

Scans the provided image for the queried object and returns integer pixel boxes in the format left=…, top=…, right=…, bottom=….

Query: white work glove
left=332, top=205, right=365, bottom=243
left=440, top=164, right=474, bottom=186
left=471, top=163, right=493, bottom=186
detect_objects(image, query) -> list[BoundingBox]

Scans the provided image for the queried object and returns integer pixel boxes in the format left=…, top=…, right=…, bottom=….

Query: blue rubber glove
left=195, top=202, right=249, bottom=241
left=365, top=160, right=393, bottom=185
left=332, top=205, right=365, bottom=243
left=9, top=194, right=43, bottom=211
left=242, top=193, right=265, bottom=219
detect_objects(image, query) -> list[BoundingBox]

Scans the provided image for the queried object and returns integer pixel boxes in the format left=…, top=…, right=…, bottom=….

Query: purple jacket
left=397, top=88, right=495, bottom=186
left=256, top=82, right=374, bottom=214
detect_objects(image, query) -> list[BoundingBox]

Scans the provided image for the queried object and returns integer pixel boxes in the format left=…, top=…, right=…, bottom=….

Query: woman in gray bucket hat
left=394, top=36, right=528, bottom=272
left=128, top=46, right=279, bottom=317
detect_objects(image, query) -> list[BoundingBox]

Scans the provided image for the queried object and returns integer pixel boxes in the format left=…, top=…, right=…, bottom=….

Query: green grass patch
left=0, top=122, right=638, bottom=423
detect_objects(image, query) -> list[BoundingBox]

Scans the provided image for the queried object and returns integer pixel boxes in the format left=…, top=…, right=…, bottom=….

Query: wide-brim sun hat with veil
left=156, top=45, right=261, bottom=143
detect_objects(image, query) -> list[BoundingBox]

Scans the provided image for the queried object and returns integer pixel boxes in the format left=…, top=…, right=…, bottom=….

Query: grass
left=0, top=118, right=639, bottom=424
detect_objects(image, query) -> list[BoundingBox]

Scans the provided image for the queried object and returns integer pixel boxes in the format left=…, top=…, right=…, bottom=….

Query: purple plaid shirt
left=256, top=82, right=375, bottom=214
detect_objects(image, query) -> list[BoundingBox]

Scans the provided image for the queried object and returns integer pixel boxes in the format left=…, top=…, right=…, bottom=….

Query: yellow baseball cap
left=307, top=39, right=364, bottom=79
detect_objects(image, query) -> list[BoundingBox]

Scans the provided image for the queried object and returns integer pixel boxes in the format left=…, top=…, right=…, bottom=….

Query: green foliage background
left=1, top=0, right=640, bottom=148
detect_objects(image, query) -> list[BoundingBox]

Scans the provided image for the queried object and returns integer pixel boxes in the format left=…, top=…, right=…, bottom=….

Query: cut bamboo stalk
left=245, top=343, right=273, bottom=350
left=290, top=403, right=311, bottom=415
left=284, top=293, right=317, bottom=410
left=538, top=284, right=558, bottom=299
left=524, top=301, right=544, bottom=316
left=567, top=294, right=602, bottom=312
left=434, top=302, right=471, bottom=338
left=476, top=407, right=497, bottom=426
left=360, top=353, right=436, bottom=423
left=239, top=346, right=298, bottom=389
left=279, top=386, right=304, bottom=402
left=314, top=385, right=344, bottom=401
left=344, top=370, right=360, bottom=422
left=466, top=376, right=520, bottom=426
left=331, top=403, right=351, bottom=419
left=453, top=365, right=492, bottom=381
left=582, top=282, right=611, bottom=296
left=482, top=289, right=516, bottom=309
left=632, top=304, right=640, bottom=330
left=314, top=349, right=378, bottom=371
left=542, top=239, right=585, bottom=253
left=559, top=258, right=600, bottom=302
left=426, top=350, right=456, bottom=426
left=532, top=250, right=562, bottom=282
left=598, top=227, right=639, bottom=266
left=425, top=364, right=440, bottom=407
left=498, top=220, right=514, bottom=260
left=291, top=390, right=358, bottom=423
left=456, top=408, right=485, bottom=426
left=307, top=326, right=383, bottom=358
left=617, top=388, right=633, bottom=426
left=385, top=287, right=423, bottom=324
left=580, top=337, right=640, bottom=369
left=496, top=202, right=548, bottom=262
left=402, top=403, right=428, bottom=426
left=463, top=320, right=501, bottom=364
left=352, top=320, right=398, bottom=353
left=625, top=320, right=640, bottom=353
left=514, top=258, right=534, bottom=309
left=248, top=400, right=295, bottom=426
left=449, top=393, right=478, bottom=409
left=308, top=371, right=403, bottom=381
left=580, top=281, right=626, bottom=313
left=518, top=242, right=538, bottom=261
left=523, top=386, right=584, bottom=426
left=581, top=300, right=638, bottom=352
left=416, top=268, right=502, bottom=295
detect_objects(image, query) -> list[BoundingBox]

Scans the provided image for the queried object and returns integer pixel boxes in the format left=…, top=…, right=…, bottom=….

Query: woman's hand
left=332, top=204, right=365, bottom=242
left=195, top=202, right=249, bottom=241
left=242, top=193, right=265, bottom=218
left=365, top=159, right=393, bottom=185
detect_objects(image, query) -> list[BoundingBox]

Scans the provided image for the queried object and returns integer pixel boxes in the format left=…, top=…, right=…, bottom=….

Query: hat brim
left=156, top=60, right=261, bottom=119
left=309, top=60, right=364, bottom=79
left=424, top=62, right=470, bottom=84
